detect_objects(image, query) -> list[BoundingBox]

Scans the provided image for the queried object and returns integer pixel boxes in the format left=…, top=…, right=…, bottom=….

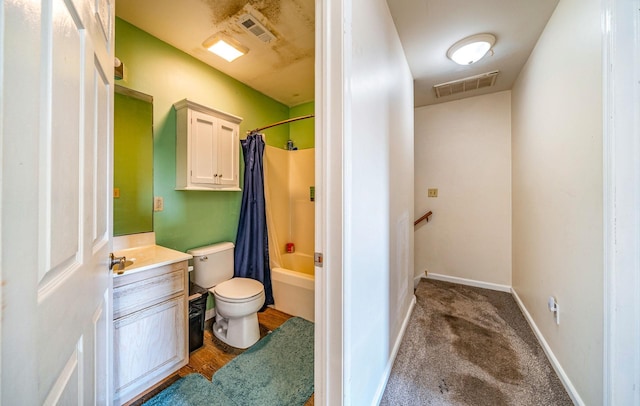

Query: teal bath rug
left=143, top=373, right=233, bottom=406
left=144, top=317, right=314, bottom=406
left=211, top=316, right=314, bottom=405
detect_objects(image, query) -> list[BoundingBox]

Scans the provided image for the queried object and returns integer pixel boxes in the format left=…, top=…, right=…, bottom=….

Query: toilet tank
left=187, top=242, right=235, bottom=288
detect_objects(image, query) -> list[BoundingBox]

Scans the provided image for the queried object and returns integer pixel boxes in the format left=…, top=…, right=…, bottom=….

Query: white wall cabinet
left=174, top=99, right=242, bottom=191
left=113, top=261, right=189, bottom=405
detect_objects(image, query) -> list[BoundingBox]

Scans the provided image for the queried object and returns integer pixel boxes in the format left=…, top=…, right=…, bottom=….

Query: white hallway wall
left=414, top=91, right=512, bottom=287
left=511, top=0, right=603, bottom=404
left=343, top=0, right=415, bottom=403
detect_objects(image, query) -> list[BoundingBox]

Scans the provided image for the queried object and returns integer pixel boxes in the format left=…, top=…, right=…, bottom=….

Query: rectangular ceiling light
left=203, top=35, right=248, bottom=62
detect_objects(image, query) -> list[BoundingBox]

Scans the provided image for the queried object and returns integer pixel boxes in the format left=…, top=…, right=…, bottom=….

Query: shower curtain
left=263, top=146, right=283, bottom=270
left=234, top=132, right=274, bottom=306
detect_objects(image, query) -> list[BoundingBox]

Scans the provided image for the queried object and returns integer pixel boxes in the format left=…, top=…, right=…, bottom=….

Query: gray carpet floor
left=380, top=279, right=573, bottom=406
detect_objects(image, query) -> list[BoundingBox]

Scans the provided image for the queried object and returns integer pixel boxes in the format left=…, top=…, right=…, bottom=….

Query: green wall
left=252, top=101, right=314, bottom=150
left=115, top=18, right=291, bottom=252
left=288, top=102, right=315, bottom=150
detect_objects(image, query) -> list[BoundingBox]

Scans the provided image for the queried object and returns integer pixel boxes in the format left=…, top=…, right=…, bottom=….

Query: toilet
left=187, top=242, right=265, bottom=349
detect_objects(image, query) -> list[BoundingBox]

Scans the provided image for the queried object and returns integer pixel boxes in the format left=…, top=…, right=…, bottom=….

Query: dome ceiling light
left=446, top=34, right=496, bottom=65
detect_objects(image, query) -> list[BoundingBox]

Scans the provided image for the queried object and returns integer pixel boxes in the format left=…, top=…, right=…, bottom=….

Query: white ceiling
left=387, top=0, right=560, bottom=106
left=116, top=0, right=559, bottom=108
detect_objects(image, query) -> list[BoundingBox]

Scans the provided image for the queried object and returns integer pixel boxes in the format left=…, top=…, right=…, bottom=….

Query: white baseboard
left=425, top=272, right=511, bottom=292
left=413, top=274, right=423, bottom=289
left=372, top=295, right=417, bottom=405
left=511, top=288, right=585, bottom=406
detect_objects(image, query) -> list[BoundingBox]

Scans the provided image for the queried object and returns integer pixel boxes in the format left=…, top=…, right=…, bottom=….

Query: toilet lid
left=214, top=278, right=264, bottom=301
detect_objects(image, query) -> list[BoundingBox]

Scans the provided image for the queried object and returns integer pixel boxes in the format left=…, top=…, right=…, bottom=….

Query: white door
left=190, top=110, right=218, bottom=186
left=216, top=119, right=238, bottom=186
left=2, top=0, right=114, bottom=404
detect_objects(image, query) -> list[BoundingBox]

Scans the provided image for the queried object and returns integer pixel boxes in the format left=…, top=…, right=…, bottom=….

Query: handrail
left=414, top=211, right=432, bottom=226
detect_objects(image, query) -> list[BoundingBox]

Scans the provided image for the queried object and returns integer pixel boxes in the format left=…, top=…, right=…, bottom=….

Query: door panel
left=114, top=296, right=186, bottom=403
left=93, top=62, right=110, bottom=247
left=94, top=291, right=111, bottom=405
left=217, top=120, right=238, bottom=186
left=41, top=0, right=83, bottom=285
left=43, top=340, right=82, bottom=405
left=189, top=111, right=240, bottom=187
left=191, top=111, right=217, bottom=185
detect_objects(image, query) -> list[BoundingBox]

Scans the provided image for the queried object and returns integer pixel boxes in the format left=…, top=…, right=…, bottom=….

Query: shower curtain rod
left=247, top=114, right=315, bottom=134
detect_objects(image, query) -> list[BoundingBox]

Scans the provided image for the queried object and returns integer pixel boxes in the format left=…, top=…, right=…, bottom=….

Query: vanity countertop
left=112, top=244, right=192, bottom=277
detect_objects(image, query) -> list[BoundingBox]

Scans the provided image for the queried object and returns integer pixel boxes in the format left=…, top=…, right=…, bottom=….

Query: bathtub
left=271, top=253, right=315, bottom=322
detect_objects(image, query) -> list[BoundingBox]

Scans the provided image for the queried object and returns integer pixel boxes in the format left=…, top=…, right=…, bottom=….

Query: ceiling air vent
left=433, top=70, right=499, bottom=98
left=237, top=14, right=276, bottom=43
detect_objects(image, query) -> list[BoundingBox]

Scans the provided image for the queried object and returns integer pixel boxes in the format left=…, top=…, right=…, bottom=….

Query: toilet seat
left=213, top=278, right=264, bottom=303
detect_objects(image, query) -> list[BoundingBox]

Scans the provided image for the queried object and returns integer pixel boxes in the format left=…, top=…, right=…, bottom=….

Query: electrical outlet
left=428, top=188, right=438, bottom=198
left=548, top=296, right=560, bottom=325
left=154, top=196, right=164, bottom=212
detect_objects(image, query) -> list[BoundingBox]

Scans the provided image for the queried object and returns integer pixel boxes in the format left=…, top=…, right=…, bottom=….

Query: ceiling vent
left=237, top=14, right=276, bottom=43
left=433, top=70, right=499, bottom=98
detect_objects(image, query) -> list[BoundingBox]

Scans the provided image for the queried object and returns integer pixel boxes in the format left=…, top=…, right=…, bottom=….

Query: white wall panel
left=414, top=91, right=512, bottom=287
left=511, top=0, right=603, bottom=403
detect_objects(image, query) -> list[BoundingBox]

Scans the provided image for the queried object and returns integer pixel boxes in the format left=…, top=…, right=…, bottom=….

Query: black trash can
left=188, top=286, right=208, bottom=353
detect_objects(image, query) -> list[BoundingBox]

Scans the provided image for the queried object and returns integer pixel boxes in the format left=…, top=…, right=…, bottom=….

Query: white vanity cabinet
left=174, top=99, right=242, bottom=191
left=113, top=260, right=189, bottom=405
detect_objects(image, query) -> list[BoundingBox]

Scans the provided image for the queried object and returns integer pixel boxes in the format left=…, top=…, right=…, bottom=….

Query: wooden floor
left=127, top=308, right=314, bottom=405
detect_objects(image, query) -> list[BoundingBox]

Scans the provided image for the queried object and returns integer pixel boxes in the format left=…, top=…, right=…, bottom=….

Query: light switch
left=154, top=196, right=164, bottom=212
left=428, top=188, right=438, bottom=198
left=113, top=187, right=120, bottom=198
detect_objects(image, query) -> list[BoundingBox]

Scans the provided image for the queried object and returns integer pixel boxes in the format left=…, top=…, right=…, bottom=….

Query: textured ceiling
left=116, top=0, right=560, bottom=108
left=116, top=0, right=315, bottom=107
